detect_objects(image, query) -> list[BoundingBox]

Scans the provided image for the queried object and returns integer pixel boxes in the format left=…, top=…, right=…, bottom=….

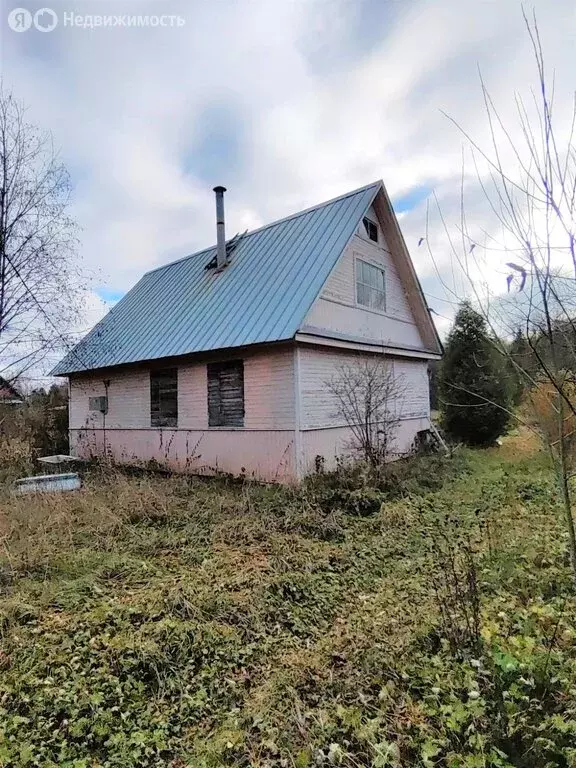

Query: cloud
left=1, top=0, right=574, bottom=368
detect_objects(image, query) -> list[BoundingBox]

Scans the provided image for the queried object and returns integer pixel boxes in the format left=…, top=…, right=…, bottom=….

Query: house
left=0, top=376, right=24, bottom=407
left=51, top=181, right=442, bottom=482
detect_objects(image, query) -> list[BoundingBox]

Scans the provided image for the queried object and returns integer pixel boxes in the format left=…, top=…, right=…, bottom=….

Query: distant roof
left=52, top=182, right=383, bottom=375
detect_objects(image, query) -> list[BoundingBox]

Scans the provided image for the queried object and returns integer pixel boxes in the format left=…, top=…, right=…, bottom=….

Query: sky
left=1, top=0, right=575, bottom=375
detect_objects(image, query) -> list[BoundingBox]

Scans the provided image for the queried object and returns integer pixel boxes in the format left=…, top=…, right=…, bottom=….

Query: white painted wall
left=298, top=346, right=429, bottom=428
left=393, top=358, right=431, bottom=420
left=297, top=345, right=430, bottom=473
left=302, top=223, right=424, bottom=349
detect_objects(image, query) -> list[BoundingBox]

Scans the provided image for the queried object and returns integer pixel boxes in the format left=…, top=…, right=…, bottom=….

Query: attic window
left=207, top=360, right=244, bottom=427
left=150, top=368, right=178, bottom=427
left=356, top=259, right=386, bottom=311
left=363, top=217, right=378, bottom=243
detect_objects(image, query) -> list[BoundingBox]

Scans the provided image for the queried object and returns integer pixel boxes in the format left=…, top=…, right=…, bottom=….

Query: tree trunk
left=555, top=395, right=576, bottom=584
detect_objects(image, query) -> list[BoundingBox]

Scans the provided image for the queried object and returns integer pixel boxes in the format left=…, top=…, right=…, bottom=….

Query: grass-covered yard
left=1, top=434, right=575, bottom=767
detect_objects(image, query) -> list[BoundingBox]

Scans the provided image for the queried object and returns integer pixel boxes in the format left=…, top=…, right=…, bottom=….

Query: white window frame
left=355, top=256, right=386, bottom=313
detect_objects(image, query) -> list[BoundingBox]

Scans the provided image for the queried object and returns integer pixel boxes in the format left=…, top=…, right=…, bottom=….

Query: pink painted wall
left=300, top=417, right=430, bottom=474
left=69, top=346, right=296, bottom=482
left=74, top=427, right=295, bottom=482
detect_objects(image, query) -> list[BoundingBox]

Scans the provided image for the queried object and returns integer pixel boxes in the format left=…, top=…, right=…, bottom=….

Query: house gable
left=300, top=190, right=441, bottom=356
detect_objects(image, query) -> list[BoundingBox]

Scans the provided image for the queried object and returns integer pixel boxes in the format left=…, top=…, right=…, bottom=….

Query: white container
left=37, top=454, right=77, bottom=466
left=13, top=472, right=82, bottom=494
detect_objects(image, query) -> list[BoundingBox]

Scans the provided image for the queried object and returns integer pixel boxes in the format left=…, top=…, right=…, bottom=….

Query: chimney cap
left=213, top=185, right=227, bottom=193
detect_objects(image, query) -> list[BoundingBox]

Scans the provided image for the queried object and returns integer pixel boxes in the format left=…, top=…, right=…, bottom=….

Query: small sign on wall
left=89, top=396, right=108, bottom=414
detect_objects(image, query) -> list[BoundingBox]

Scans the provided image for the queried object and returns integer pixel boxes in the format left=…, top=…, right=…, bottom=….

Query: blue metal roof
left=52, top=182, right=381, bottom=375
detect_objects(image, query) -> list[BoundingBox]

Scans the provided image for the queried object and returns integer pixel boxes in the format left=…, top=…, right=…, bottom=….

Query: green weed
left=0, top=438, right=575, bottom=766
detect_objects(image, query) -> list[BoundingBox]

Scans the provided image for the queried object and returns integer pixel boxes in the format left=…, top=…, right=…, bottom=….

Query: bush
left=0, top=384, right=69, bottom=459
left=530, top=379, right=576, bottom=468
left=0, top=436, right=35, bottom=483
left=305, top=452, right=469, bottom=516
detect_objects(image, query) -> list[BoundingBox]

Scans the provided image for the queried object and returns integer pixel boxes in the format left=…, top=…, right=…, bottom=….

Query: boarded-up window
left=207, top=360, right=244, bottom=427
left=150, top=369, right=178, bottom=427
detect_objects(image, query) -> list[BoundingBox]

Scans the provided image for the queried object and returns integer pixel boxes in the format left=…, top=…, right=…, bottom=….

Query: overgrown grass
left=1, top=437, right=575, bottom=767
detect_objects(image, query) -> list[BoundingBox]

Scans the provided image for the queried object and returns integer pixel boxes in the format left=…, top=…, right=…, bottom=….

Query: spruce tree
left=439, top=302, right=510, bottom=445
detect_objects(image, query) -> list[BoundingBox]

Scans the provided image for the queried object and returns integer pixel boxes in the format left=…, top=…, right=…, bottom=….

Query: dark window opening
left=151, top=368, right=178, bottom=427
left=207, top=360, right=244, bottom=427
left=363, top=217, right=378, bottom=242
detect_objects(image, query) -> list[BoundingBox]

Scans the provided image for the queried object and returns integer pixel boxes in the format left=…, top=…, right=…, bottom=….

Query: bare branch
left=0, top=83, right=83, bottom=379
left=325, top=355, right=407, bottom=467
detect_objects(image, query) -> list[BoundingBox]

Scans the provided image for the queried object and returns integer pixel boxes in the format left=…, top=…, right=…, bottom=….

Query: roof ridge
left=145, top=180, right=383, bottom=276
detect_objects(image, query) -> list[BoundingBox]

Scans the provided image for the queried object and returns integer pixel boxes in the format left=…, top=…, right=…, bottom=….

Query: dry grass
left=492, top=424, right=543, bottom=461
left=1, top=440, right=575, bottom=767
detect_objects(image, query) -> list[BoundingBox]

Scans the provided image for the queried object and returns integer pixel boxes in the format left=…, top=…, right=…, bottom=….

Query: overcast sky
left=1, top=0, right=575, bottom=371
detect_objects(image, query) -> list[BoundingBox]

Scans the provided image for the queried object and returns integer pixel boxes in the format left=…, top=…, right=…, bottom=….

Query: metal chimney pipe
left=213, top=185, right=227, bottom=268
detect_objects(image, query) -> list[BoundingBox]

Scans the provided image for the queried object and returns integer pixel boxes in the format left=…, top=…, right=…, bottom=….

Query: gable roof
left=52, top=181, right=440, bottom=376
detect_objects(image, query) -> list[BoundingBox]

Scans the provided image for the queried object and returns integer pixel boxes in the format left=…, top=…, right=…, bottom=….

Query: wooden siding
left=69, top=346, right=296, bottom=481
left=298, top=346, right=429, bottom=429
left=70, top=369, right=150, bottom=430
left=297, top=345, right=430, bottom=470
left=393, top=358, right=430, bottom=419
left=68, top=343, right=431, bottom=482
left=303, top=227, right=425, bottom=349
left=70, top=347, right=295, bottom=433
left=371, top=189, right=440, bottom=352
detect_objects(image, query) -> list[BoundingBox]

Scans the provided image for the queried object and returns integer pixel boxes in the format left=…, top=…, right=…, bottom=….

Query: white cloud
left=1, top=0, right=574, bottom=354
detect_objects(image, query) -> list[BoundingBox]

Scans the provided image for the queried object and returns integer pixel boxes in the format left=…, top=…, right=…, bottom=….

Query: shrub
left=305, top=451, right=468, bottom=511
left=530, top=379, right=576, bottom=468
left=0, top=384, right=69, bottom=459
left=0, top=436, right=35, bottom=483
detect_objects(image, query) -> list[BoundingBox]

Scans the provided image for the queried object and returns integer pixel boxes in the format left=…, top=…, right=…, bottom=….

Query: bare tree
left=326, top=355, right=406, bottom=467
left=426, top=11, right=576, bottom=581
left=0, top=85, right=82, bottom=382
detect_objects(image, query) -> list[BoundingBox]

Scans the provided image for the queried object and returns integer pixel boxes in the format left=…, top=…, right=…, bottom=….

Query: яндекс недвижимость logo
left=7, top=7, right=58, bottom=32
left=6, top=7, right=186, bottom=31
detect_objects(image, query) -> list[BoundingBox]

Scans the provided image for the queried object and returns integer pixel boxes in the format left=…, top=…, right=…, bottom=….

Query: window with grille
left=356, top=258, right=386, bottom=311
left=363, top=217, right=378, bottom=242
left=150, top=368, right=178, bottom=427
left=207, top=360, right=244, bottom=427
